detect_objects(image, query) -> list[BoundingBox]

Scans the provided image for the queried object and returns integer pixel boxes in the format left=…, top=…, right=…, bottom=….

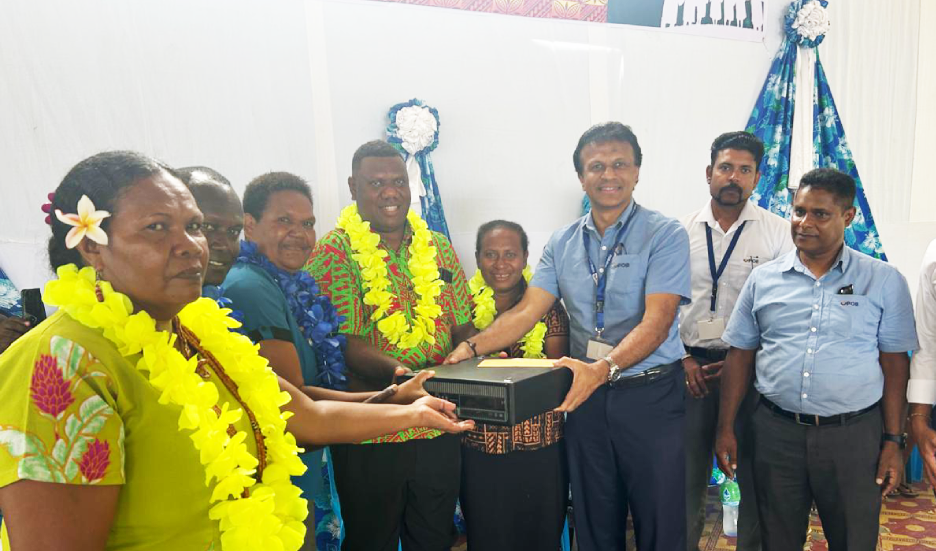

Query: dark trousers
left=460, top=442, right=569, bottom=551
left=751, top=403, right=883, bottom=551
left=685, top=376, right=761, bottom=551
left=566, top=366, right=686, bottom=551
left=331, top=434, right=461, bottom=551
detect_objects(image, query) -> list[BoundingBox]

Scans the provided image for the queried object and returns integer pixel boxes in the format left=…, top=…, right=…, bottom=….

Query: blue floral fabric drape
left=414, top=153, right=452, bottom=240
left=812, top=61, right=886, bottom=258
left=745, top=19, right=887, bottom=260
left=0, top=266, right=21, bottom=317
left=746, top=43, right=797, bottom=219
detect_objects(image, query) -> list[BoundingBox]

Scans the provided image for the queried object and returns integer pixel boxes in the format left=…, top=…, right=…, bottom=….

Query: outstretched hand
left=388, top=369, right=433, bottom=405
left=411, top=395, right=475, bottom=433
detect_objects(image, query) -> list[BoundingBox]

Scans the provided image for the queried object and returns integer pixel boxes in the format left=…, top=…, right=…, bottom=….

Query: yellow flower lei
left=468, top=266, right=547, bottom=359
left=336, top=203, right=443, bottom=349
left=44, top=265, right=308, bottom=551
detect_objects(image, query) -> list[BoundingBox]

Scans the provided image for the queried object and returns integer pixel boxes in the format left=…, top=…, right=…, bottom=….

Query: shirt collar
left=834, top=244, right=852, bottom=272
left=777, top=249, right=797, bottom=272
left=699, top=200, right=758, bottom=233
left=378, top=220, right=414, bottom=253
left=785, top=244, right=851, bottom=275
left=583, top=200, right=637, bottom=235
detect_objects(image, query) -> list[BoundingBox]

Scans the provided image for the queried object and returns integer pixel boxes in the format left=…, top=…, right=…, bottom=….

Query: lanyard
left=583, top=204, right=640, bottom=337
left=705, top=221, right=746, bottom=313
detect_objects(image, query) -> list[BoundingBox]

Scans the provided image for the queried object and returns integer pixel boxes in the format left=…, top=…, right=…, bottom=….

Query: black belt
left=760, top=396, right=878, bottom=427
left=686, top=346, right=728, bottom=362
left=608, top=361, right=681, bottom=389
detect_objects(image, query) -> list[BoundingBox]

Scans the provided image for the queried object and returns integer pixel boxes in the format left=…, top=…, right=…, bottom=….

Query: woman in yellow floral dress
left=0, top=151, right=471, bottom=551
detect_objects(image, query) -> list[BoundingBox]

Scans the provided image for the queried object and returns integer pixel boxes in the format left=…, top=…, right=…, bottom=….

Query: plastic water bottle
left=720, top=479, right=741, bottom=537
left=711, top=467, right=727, bottom=486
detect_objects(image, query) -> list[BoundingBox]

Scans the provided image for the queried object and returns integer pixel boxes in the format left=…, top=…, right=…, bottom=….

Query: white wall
left=0, top=0, right=928, bottom=296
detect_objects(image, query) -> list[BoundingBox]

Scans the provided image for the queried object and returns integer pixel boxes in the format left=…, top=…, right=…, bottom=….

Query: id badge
left=697, top=318, right=726, bottom=340
left=586, top=338, right=615, bottom=361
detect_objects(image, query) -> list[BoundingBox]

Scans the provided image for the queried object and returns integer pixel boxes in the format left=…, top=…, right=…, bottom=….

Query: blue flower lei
left=236, top=240, right=348, bottom=390
left=202, top=284, right=245, bottom=328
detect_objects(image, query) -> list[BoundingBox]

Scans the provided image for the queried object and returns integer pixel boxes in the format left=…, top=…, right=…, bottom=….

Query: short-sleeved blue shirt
left=530, top=201, right=691, bottom=373
left=723, top=245, right=919, bottom=416
left=221, top=262, right=324, bottom=500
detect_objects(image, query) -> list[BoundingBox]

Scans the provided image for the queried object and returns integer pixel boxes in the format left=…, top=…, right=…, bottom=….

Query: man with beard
left=679, top=132, right=791, bottom=551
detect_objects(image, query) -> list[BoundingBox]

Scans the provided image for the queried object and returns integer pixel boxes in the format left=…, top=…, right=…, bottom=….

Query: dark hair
left=48, top=151, right=175, bottom=270
left=176, top=166, right=232, bottom=188
left=475, top=220, right=529, bottom=255
left=351, top=140, right=403, bottom=175
left=242, top=172, right=312, bottom=220
left=796, top=168, right=856, bottom=208
left=573, top=122, right=642, bottom=176
left=710, top=131, right=765, bottom=166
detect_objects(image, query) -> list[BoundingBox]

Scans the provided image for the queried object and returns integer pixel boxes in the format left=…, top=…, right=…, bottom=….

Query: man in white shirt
left=908, top=238, right=936, bottom=487
left=681, top=132, right=793, bottom=551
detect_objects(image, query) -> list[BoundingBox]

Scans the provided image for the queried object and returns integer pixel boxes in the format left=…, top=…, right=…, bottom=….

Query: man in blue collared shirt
left=715, top=168, right=917, bottom=551
left=447, top=122, right=691, bottom=550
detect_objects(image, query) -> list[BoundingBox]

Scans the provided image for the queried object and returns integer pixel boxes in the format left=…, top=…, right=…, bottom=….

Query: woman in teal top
left=224, top=260, right=328, bottom=500
left=183, top=168, right=429, bottom=551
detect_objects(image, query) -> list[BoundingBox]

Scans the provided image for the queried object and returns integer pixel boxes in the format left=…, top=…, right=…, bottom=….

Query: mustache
left=717, top=183, right=743, bottom=195
left=714, top=183, right=745, bottom=205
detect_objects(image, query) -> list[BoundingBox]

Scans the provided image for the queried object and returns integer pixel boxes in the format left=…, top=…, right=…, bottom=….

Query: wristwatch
left=603, top=355, right=620, bottom=383
left=882, top=432, right=907, bottom=449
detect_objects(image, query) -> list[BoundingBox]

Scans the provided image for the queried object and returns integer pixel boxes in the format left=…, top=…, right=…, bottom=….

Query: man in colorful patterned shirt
left=305, top=140, right=473, bottom=551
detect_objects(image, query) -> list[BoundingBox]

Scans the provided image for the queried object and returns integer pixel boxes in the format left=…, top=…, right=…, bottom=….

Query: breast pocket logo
left=612, top=263, right=631, bottom=268
left=840, top=301, right=859, bottom=307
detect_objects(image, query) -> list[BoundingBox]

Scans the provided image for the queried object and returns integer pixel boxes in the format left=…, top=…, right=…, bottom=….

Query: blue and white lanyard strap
left=583, top=205, right=640, bottom=338
left=705, top=221, right=746, bottom=313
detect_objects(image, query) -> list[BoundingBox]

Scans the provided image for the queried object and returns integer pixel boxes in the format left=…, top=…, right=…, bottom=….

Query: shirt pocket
left=605, top=254, right=646, bottom=314
left=723, top=258, right=755, bottom=300
left=827, top=294, right=868, bottom=339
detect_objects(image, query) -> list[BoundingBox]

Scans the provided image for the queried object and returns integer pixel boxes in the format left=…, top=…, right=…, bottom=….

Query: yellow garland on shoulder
left=44, top=265, right=308, bottom=551
left=335, top=204, right=443, bottom=349
left=468, top=266, right=547, bottom=359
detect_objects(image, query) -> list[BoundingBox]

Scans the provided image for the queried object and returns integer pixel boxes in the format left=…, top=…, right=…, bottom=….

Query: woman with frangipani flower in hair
left=0, top=151, right=472, bottom=551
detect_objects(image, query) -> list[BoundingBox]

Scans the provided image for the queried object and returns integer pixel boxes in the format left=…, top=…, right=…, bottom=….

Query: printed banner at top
left=367, top=0, right=766, bottom=42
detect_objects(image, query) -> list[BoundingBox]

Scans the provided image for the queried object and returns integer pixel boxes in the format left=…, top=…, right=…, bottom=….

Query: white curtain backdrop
left=0, top=0, right=928, bottom=296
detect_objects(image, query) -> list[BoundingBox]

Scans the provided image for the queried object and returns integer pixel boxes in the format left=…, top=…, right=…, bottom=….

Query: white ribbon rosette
left=388, top=101, right=440, bottom=217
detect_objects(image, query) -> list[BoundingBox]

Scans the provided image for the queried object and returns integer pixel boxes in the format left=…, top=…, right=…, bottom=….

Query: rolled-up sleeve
left=723, top=275, right=760, bottom=350
left=909, top=242, right=936, bottom=404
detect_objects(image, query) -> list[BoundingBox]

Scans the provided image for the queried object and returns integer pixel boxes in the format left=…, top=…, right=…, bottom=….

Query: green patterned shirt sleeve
left=432, top=232, right=472, bottom=328
left=305, top=228, right=366, bottom=337
left=0, top=331, right=124, bottom=488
